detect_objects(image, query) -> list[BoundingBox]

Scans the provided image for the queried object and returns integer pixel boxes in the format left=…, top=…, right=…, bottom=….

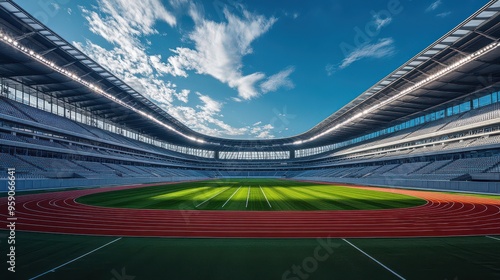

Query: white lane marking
left=259, top=186, right=272, bottom=208
left=342, top=238, right=406, bottom=280
left=246, top=186, right=250, bottom=208
left=29, top=237, right=122, bottom=280
left=222, top=186, right=242, bottom=208
left=195, top=187, right=230, bottom=208
left=486, top=235, right=500, bottom=241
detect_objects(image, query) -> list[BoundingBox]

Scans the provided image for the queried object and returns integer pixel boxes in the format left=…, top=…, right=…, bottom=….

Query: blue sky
left=14, top=0, right=488, bottom=139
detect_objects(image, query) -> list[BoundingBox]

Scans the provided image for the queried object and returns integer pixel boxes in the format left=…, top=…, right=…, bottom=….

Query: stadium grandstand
left=2, top=1, right=500, bottom=279
left=0, top=0, right=499, bottom=193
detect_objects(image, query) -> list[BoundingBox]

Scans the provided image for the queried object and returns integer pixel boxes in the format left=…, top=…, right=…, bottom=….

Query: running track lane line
left=259, top=185, right=272, bottom=208
left=222, top=186, right=242, bottom=208
left=342, top=238, right=406, bottom=280
left=246, top=186, right=250, bottom=208
left=195, top=187, right=230, bottom=208
left=29, top=237, right=122, bottom=280
left=486, top=235, right=500, bottom=241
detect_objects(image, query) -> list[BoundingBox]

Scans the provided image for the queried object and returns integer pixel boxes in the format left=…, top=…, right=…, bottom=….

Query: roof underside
left=0, top=0, right=499, bottom=151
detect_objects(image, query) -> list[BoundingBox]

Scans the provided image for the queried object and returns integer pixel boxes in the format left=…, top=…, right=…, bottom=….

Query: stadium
left=1, top=0, right=500, bottom=279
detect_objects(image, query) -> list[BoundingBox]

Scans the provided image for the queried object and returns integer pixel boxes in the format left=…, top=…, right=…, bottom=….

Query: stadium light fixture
left=295, top=41, right=500, bottom=145
left=0, top=32, right=209, bottom=144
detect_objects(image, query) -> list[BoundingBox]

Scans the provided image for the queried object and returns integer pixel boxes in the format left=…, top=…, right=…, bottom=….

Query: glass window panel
left=479, top=95, right=491, bottom=107
left=473, top=99, right=479, bottom=109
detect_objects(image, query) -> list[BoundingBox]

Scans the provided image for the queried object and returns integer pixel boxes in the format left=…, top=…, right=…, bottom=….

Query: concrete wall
left=2, top=176, right=499, bottom=195
left=211, top=176, right=283, bottom=179
left=0, top=177, right=207, bottom=192
left=296, top=177, right=500, bottom=194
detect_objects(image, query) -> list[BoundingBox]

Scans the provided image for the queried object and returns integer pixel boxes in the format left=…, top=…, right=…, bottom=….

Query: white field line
left=29, top=237, right=122, bottom=280
left=246, top=186, right=250, bottom=208
left=222, top=186, right=242, bottom=208
left=342, top=238, right=406, bottom=280
left=195, top=187, right=230, bottom=208
left=486, top=235, right=500, bottom=241
left=259, top=185, right=272, bottom=208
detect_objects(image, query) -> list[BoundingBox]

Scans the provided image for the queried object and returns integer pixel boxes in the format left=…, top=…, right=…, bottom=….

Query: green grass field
left=2, top=231, right=500, bottom=280
left=76, top=179, right=426, bottom=211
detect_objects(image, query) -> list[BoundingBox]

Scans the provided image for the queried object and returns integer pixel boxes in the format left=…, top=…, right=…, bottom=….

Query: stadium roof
left=0, top=0, right=499, bottom=151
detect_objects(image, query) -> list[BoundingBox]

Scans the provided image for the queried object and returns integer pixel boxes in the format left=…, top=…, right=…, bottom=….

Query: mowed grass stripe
left=269, top=186, right=329, bottom=210
left=204, top=185, right=245, bottom=209
left=222, top=186, right=242, bottom=208
left=248, top=186, right=269, bottom=211
left=258, top=183, right=412, bottom=211
left=259, top=186, right=272, bottom=208
left=314, top=185, right=417, bottom=203
left=171, top=185, right=236, bottom=210
left=272, top=185, right=353, bottom=210
left=263, top=185, right=330, bottom=211
left=224, top=186, right=249, bottom=210
left=300, top=186, right=368, bottom=210
left=305, top=185, right=424, bottom=209
left=260, top=186, right=296, bottom=211
left=291, top=186, right=379, bottom=210
left=295, top=186, right=350, bottom=210
left=195, top=186, right=233, bottom=208
left=77, top=184, right=216, bottom=209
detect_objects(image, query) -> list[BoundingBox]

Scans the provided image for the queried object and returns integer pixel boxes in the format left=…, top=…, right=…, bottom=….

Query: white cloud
left=327, top=11, right=394, bottom=75
left=169, top=0, right=189, bottom=9
left=250, top=123, right=275, bottom=139
left=197, top=93, right=222, bottom=113
left=149, top=55, right=178, bottom=77
left=75, top=39, right=154, bottom=77
left=426, top=0, right=442, bottom=12
left=325, top=64, right=336, bottom=76
left=260, top=66, right=295, bottom=93
left=255, top=124, right=275, bottom=139
left=283, top=11, right=299, bottom=19
left=81, top=0, right=176, bottom=50
left=338, top=38, right=395, bottom=69
left=51, top=3, right=60, bottom=12
left=436, top=11, right=451, bottom=18
left=166, top=5, right=277, bottom=100
left=256, top=131, right=273, bottom=138
left=373, top=14, right=392, bottom=31
left=234, top=72, right=266, bottom=100
left=162, top=100, right=275, bottom=138
left=174, top=89, right=190, bottom=103
left=67, top=8, right=72, bottom=15
left=76, top=0, right=276, bottom=139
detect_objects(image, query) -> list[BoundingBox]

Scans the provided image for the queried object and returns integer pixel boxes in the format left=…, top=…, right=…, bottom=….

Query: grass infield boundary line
left=222, top=186, right=242, bottom=208
left=195, top=187, right=230, bottom=208
left=342, top=238, right=406, bottom=280
left=486, top=235, right=500, bottom=241
left=29, top=237, right=122, bottom=280
left=259, top=185, right=272, bottom=208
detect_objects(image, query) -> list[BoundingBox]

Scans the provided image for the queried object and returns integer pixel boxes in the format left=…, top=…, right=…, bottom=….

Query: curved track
left=1, top=183, right=500, bottom=238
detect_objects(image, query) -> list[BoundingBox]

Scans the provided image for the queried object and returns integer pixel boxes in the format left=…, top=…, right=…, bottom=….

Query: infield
left=76, top=179, right=426, bottom=211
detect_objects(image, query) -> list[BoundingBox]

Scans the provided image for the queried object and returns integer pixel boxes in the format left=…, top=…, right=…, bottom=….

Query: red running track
left=1, top=182, right=500, bottom=238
